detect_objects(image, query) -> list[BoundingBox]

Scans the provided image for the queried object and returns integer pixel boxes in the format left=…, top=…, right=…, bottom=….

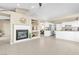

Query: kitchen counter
left=44, top=30, right=51, bottom=37
left=55, top=31, right=79, bottom=42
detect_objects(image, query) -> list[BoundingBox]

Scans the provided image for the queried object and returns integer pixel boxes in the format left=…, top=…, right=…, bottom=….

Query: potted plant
left=28, top=32, right=32, bottom=38
left=0, top=30, right=4, bottom=37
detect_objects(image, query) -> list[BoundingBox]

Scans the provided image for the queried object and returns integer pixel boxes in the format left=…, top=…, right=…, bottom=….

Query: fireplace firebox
left=16, top=30, right=28, bottom=40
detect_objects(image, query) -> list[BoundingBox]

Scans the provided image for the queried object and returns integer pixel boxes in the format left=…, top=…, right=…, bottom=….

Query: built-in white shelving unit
left=31, top=19, right=40, bottom=39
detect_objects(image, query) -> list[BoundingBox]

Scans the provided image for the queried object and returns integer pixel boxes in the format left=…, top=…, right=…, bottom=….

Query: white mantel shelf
left=55, top=31, right=79, bottom=42
left=12, top=25, right=31, bottom=44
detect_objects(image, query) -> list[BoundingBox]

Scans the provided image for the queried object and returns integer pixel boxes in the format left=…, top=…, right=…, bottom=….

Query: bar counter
left=55, top=31, right=79, bottom=42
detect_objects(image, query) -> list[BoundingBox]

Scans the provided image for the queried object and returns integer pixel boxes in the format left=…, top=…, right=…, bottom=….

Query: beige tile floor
left=0, top=36, right=79, bottom=55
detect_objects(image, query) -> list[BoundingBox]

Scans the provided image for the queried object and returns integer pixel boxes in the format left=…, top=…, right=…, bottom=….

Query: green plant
left=0, top=30, right=2, bottom=33
left=28, top=32, right=32, bottom=38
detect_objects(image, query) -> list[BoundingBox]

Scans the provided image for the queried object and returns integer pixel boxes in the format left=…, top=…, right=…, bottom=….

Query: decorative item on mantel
left=19, top=17, right=27, bottom=24
left=0, top=30, right=4, bottom=37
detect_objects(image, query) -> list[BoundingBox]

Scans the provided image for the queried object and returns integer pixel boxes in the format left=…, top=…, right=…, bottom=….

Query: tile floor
left=0, top=36, right=79, bottom=55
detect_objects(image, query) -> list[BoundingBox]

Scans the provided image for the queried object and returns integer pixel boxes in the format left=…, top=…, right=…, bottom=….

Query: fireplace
left=16, top=30, right=28, bottom=40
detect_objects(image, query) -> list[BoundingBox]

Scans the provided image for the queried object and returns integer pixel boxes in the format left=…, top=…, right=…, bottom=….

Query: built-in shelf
left=32, top=30, right=39, bottom=32
left=31, top=19, right=40, bottom=39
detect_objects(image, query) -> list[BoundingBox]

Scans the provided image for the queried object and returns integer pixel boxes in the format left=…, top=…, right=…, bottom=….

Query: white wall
left=40, top=22, right=54, bottom=31
left=0, top=16, right=9, bottom=19
left=56, top=24, right=62, bottom=31
left=56, top=20, right=79, bottom=31
left=0, top=21, right=10, bottom=40
left=2, top=21, right=10, bottom=37
left=62, top=21, right=79, bottom=27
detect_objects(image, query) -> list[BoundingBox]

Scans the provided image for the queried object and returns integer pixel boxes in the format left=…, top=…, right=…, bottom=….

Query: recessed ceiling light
left=31, top=6, right=35, bottom=8
left=17, top=3, right=20, bottom=7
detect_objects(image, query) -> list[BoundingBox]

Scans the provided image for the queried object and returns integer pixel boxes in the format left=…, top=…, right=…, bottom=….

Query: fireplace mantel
left=13, top=25, right=31, bottom=44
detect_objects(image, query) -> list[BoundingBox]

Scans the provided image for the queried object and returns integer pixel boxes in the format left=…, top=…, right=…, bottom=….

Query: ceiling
left=0, top=3, right=79, bottom=22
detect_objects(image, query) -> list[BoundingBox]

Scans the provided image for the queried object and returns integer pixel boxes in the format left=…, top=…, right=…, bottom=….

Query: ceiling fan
left=39, top=3, right=42, bottom=7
